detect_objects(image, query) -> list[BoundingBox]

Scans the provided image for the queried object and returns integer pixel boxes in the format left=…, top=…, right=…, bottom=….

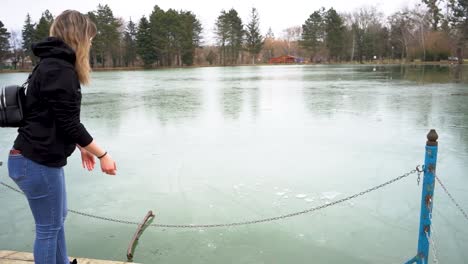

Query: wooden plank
left=0, top=251, right=137, bottom=264
left=0, top=252, right=16, bottom=259
left=0, top=260, right=32, bottom=264
left=0, top=252, right=33, bottom=261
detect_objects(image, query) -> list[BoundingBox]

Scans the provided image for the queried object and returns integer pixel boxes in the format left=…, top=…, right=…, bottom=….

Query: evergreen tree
left=123, top=18, right=137, bottom=67
left=35, top=10, right=54, bottom=41
left=179, top=11, right=202, bottom=65
left=136, top=16, right=157, bottom=67
left=422, top=0, right=442, bottom=31
left=215, top=10, right=229, bottom=65
left=227, top=9, right=244, bottom=65
left=149, top=6, right=202, bottom=66
left=22, top=13, right=36, bottom=65
left=88, top=4, right=121, bottom=67
left=324, top=8, right=345, bottom=61
left=0, top=21, right=11, bottom=66
left=245, top=8, right=264, bottom=64
left=351, top=7, right=384, bottom=62
left=215, top=9, right=244, bottom=65
left=148, top=5, right=166, bottom=66
left=301, top=8, right=325, bottom=57
left=161, top=8, right=181, bottom=66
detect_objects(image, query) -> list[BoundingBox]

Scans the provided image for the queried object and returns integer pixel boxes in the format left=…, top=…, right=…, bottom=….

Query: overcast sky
left=1, top=0, right=419, bottom=43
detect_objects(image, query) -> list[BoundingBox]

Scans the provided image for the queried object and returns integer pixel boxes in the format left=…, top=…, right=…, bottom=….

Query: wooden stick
left=127, top=210, right=155, bottom=262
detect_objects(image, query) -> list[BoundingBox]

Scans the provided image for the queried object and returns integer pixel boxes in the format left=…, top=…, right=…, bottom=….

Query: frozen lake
left=1, top=64, right=467, bottom=263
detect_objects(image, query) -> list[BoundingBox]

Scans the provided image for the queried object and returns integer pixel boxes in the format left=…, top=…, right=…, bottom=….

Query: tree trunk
left=420, top=23, right=426, bottom=61
left=403, top=38, right=408, bottom=62
left=457, top=46, right=463, bottom=65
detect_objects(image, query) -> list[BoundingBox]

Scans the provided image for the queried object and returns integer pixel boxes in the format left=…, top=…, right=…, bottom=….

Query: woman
left=8, top=10, right=117, bottom=264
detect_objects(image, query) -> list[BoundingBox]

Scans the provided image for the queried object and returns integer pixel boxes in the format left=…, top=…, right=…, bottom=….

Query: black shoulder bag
left=0, top=65, right=39, bottom=127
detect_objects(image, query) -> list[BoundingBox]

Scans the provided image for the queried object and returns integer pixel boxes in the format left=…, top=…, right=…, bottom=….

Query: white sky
left=0, top=0, right=418, bottom=44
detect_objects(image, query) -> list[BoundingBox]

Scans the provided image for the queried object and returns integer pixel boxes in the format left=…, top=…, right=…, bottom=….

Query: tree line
left=0, top=4, right=202, bottom=69
left=0, top=0, right=466, bottom=69
left=298, top=1, right=467, bottom=64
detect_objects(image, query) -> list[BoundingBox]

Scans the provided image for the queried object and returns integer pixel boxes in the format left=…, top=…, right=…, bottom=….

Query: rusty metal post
left=405, top=129, right=438, bottom=264
left=127, top=210, right=155, bottom=262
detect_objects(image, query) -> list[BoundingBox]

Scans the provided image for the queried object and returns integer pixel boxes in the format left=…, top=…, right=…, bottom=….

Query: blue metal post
left=405, top=129, right=438, bottom=264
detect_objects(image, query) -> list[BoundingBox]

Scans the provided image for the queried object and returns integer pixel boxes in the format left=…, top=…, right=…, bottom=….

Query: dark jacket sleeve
left=40, top=67, right=93, bottom=147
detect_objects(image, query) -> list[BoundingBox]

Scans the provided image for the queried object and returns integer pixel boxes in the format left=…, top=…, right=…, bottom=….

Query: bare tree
left=9, top=30, right=23, bottom=69
left=410, top=5, right=431, bottom=61
left=282, top=26, right=302, bottom=56
left=388, top=8, right=417, bottom=61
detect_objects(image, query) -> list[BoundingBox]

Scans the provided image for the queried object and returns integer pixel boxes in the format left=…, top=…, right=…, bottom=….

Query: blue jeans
left=8, top=153, right=69, bottom=264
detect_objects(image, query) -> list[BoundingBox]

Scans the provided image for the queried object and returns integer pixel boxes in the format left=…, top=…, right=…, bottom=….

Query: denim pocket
left=8, top=155, right=50, bottom=199
left=8, top=154, right=27, bottom=182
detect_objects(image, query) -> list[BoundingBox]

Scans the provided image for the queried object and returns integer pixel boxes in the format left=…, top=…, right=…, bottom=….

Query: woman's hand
left=80, top=148, right=96, bottom=171
left=79, top=141, right=117, bottom=176
left=100, top=154, right=117, bottom=175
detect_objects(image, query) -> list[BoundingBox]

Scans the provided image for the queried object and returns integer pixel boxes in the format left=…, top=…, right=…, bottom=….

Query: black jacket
left=14, top=37, right=93, bottom=167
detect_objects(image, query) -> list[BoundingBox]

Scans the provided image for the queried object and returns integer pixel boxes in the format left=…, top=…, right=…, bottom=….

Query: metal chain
left=1, top=181, right=24, bottom=194
left=425, top=229, right=439, bottom=264
left=67, top=209, right=142, bottom=225
left=149, top=168, right=419, bottom=228
left=416, top=165, right=423, bottom=186
left=1, top=168, right=419, bottom=229
left=435, top=175, right=468, bottom=222
left=427, top=209, right=439, bottom=264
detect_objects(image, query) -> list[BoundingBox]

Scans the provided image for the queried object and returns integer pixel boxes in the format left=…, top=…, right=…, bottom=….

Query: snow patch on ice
left=320, top=191, right=341, bottom=200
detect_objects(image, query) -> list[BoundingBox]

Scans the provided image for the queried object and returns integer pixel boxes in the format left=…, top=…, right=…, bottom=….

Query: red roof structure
left=269, top=55, right=296, bottom=64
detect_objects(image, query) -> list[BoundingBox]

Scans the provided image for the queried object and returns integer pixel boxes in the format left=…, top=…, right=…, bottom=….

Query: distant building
left=0, top=58, right=14, bottom=69
left=311, top=54, right=328, bottom=63
left=21, top=56, right=33, bottom=69
left=295, top=57, right=305, bottom=63
left=269, top=55, right=296, bottom=64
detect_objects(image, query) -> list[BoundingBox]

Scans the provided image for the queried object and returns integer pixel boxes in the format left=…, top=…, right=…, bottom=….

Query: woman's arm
left=41, top=67, right=94, bottom=147
left=41, top=67, right=117, bottom=175
left=79, top=141, right=117, bottom=175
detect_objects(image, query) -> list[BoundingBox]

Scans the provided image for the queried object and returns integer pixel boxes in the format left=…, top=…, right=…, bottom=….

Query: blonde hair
left=49, top=10, right=97, bottom=85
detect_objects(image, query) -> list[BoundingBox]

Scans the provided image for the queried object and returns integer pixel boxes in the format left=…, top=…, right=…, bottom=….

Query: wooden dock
left=0, top=251, right=137, bottom=264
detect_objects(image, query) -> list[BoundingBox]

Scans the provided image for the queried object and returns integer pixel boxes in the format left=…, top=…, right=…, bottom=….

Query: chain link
left=416, top=165, right=423, bottom=186
left=67, top=209, right=142, bottom=225
left=1, top=182, right=24, bottom=194
left=1, top=168, right=419, bottom=229
left=435, top=175, right=468, bottom=222
left=425, top=229, right=439, bottom=264
left=426, top=208, right=439, bottom=264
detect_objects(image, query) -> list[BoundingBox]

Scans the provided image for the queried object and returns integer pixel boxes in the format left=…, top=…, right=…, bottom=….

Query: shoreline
left=1, top=61, right=465, bottom=74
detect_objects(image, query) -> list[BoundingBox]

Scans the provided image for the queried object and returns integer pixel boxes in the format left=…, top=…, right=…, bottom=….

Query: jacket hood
left=32, top=37, right=76, bottom=65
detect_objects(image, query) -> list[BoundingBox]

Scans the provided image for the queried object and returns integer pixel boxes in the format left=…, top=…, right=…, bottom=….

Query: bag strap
left=21, top=63, right=40, bottom=88
left=21, top=61, right=43, bottom=96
